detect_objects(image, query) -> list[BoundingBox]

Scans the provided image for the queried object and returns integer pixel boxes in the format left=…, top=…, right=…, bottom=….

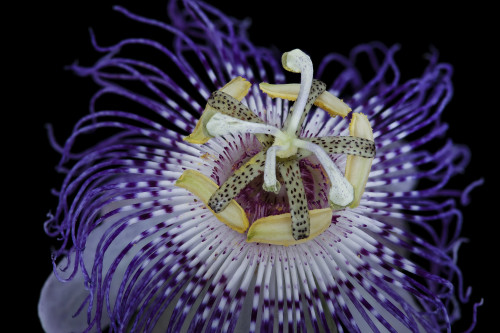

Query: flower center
left=177, top=49, right=376, bottom=245
left=272, top=131, right=297, bottom=159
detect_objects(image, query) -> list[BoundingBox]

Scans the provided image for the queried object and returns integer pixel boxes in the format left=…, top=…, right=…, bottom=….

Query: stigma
left=178, top=49, right=375, bottom=244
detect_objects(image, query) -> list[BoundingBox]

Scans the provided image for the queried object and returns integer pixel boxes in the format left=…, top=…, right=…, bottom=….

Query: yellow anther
left=175, top=170, right=249, bottom=233
left=217, top=76, right=252, bottom=101
left=345, top=113, right=374, bottom=208
left=246, top=208, right=332, bottom=246
left=259, top=82, right=351, bottom=118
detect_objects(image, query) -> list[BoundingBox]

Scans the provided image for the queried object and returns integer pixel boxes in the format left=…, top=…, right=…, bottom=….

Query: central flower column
left=178, top=49, right=375, bottom=244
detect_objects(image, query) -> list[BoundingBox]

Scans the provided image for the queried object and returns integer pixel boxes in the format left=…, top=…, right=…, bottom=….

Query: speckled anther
left=175, top=170, right=249, bottom=233
left=305, top=136, right=375, bottom=158
left=279, top=160, right=310, bottom=240
left=180, top=48, right=376, bottom=243
left=208, top=151, right=266, bottom=213
left=206, top=90, right=274, bottom=147
left=184, top=76, right=251, bottom=144
left=208, top=91, right=264, bottom=123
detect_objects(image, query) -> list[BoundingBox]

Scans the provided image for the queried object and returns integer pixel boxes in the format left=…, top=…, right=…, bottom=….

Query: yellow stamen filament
left=345, top=113, right=375, bottom=208
left=175, top=169, right=249, bottom=233
left=259, top=82, right=351, bottom=118
left=247, top=208, right=333, bottom=246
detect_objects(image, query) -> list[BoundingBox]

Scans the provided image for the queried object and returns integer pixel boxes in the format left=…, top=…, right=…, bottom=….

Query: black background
left=10, top=1, right=496, bottom=332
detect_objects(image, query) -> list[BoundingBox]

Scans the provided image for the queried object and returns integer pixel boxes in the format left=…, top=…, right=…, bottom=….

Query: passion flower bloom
left=39, top=1, right=481, bottom=332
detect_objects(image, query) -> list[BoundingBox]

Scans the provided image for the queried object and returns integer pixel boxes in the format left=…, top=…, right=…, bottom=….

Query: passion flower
left=39, top=1, right=481, bottom=332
